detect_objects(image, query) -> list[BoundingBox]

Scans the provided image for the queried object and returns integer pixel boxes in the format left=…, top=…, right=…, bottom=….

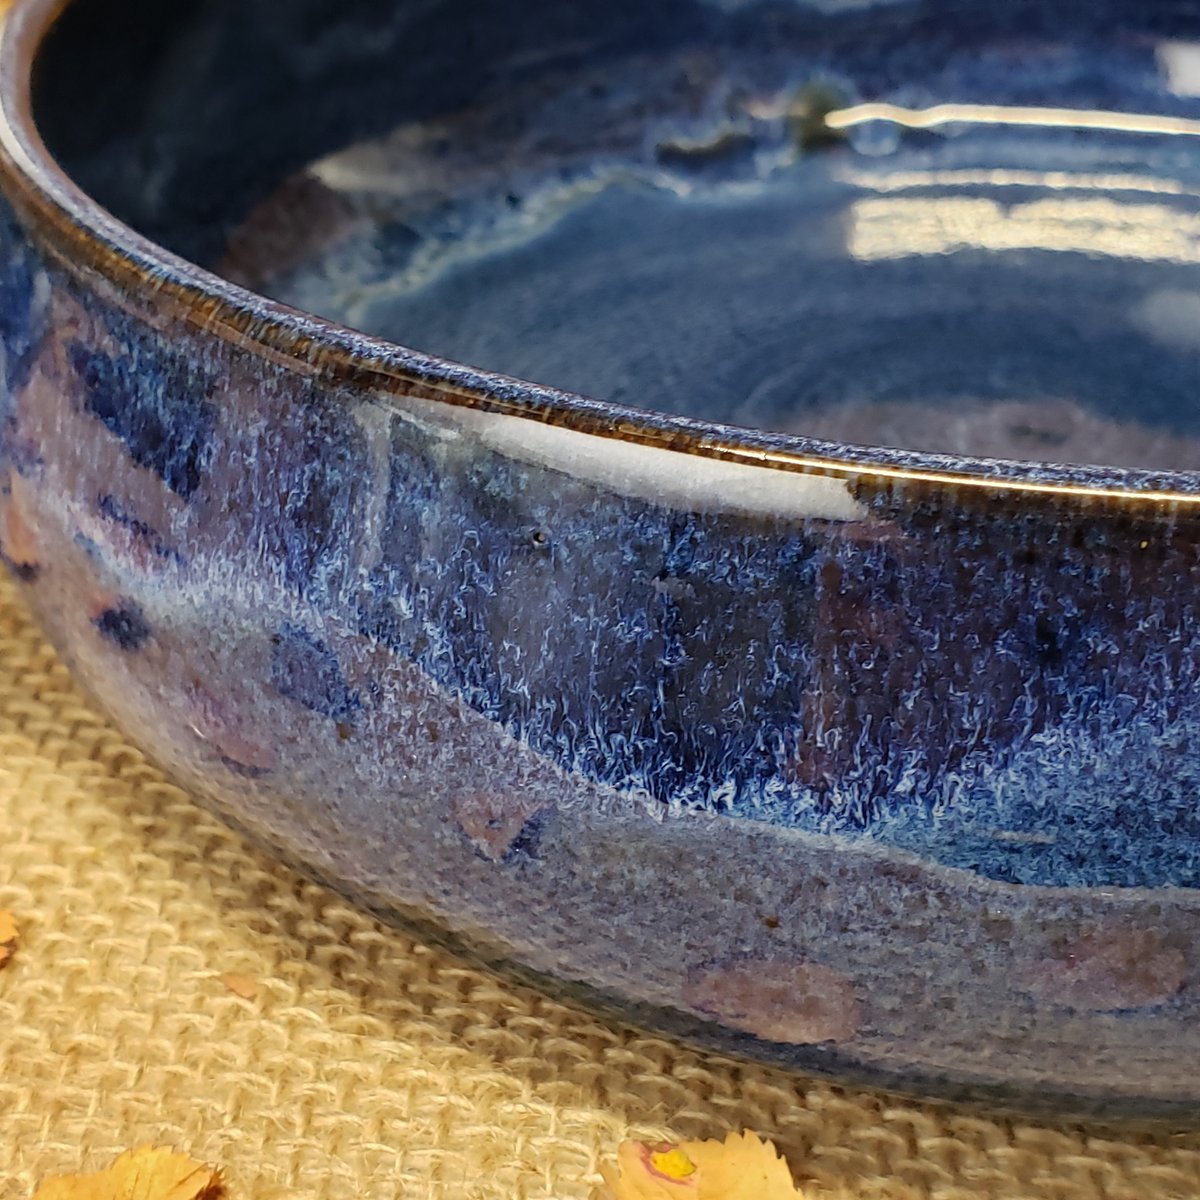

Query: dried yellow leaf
left=32, top=1146, right=223, bottom=1200
left=0, top=909, right=17, bottom=967
left=683, top=1132, right=801, bottom=1200
left=602, top=1130, right=803, bottom=1200
left=217, top=972, right=259, bottom=1001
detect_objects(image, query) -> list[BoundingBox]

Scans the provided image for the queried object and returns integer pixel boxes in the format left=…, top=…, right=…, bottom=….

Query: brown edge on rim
left=2, top=0, right=1200, bottom=510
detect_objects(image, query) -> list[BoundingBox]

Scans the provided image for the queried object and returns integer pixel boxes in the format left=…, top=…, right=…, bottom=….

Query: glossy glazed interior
left=35, top=0, right=1200, bottom=470
left=5, top=0, right=1200, bottom=1118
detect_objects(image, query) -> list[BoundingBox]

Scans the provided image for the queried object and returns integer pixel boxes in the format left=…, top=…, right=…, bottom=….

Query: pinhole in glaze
left=5, top=0, right=1200, bottom=1119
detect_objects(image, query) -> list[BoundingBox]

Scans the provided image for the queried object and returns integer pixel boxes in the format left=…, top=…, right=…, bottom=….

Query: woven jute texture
left=2, top=568, right=1200, bottom=1200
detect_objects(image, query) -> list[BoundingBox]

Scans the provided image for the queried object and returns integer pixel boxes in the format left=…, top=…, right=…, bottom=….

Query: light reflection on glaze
left=848, top=196, right=1200, bottom=262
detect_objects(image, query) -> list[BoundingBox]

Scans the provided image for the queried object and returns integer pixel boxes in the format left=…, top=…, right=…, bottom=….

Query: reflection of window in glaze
left=825, top=100, right=1200, bottom=139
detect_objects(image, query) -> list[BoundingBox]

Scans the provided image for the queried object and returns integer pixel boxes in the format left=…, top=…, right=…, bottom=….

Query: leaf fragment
left=217, top=972, right=259, bottom=1001
left=602, top=1130, right=803, bottom=1200
left=601, top=1142, right=699, bottom=1199
left=32, top=1146, right=223, bottom=1200
left=0, top=909, right=17, bottom=967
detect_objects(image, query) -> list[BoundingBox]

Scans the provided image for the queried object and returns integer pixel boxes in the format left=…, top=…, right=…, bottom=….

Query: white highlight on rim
left=402, top=397, right=868, bottom=521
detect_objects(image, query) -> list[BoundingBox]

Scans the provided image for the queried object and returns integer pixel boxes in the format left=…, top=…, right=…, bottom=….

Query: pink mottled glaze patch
left=0, top=473, right=39, bottom=570
left=685, top=957, right=861, bottom=1044
left=83, top=588, right=123, bottom=622
left=1023, top=929, right=1187, bottom=1012
left=450, top=790, right=551, bottom=862
left=184, top=679, right=278, bottom=774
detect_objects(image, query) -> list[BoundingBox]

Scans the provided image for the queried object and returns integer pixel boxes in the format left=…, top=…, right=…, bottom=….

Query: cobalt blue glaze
left=6, top=0, right=1200, bottom=1117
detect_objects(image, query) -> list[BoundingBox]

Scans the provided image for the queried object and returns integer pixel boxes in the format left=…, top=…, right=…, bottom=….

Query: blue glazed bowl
left=6, top=0, right=1200, bottom=1118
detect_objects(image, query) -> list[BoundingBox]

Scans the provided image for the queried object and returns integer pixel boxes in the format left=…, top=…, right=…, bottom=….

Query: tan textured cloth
left=2, top=568, right=1200, bottom=1200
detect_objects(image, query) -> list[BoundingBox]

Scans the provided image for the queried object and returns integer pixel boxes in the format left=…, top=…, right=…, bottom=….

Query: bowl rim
left=4, top=0, right=1200, bottom=508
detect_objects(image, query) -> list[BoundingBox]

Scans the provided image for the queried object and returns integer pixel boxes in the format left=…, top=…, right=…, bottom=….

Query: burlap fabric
left=1, top=569, right=1199, bottom=1200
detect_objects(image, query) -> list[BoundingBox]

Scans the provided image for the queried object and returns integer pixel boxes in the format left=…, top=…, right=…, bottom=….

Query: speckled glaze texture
left=8, top=0, right=1200, bottom=1119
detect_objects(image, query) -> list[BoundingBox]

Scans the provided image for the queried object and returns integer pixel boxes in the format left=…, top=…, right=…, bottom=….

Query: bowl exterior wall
left=5, top=168, right=1200, bottom=1116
